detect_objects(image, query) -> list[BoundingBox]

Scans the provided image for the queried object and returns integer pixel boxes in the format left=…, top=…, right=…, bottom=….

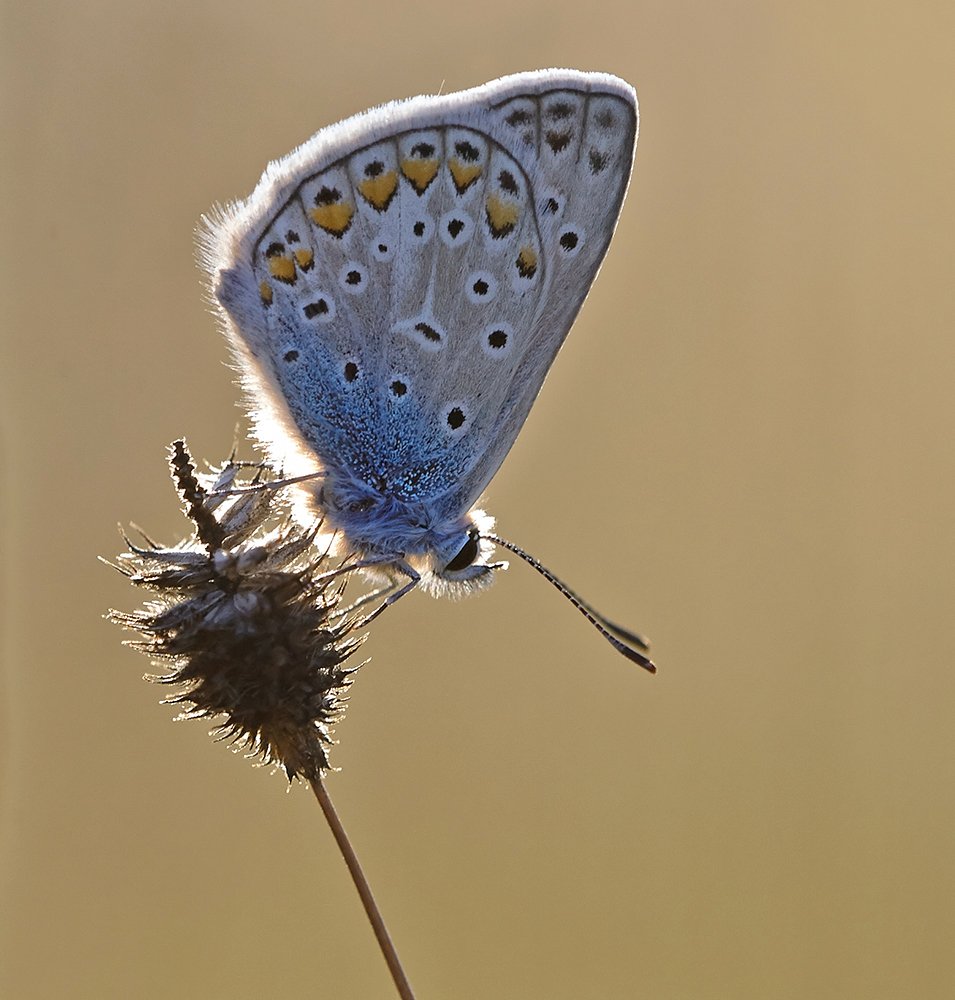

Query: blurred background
left=2, top=2, right=953, bottom=997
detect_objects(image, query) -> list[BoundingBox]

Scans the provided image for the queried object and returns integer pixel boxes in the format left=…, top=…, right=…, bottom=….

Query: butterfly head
left=422, top=508, right=507, bottom=598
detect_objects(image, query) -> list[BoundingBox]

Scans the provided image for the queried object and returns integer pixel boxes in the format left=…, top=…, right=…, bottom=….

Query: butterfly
left=199, top=69, right=654, bottom=670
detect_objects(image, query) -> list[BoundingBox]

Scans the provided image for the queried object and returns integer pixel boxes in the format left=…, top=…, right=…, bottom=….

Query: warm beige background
left=2, top=2, right=953, bottom=998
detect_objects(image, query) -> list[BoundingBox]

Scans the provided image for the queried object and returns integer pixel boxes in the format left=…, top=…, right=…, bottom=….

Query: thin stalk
left=309, top=775, right=416, bottom=1000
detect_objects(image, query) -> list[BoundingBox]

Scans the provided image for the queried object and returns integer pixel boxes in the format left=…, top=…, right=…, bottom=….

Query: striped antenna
left=485, top=534, right=656, bottom=673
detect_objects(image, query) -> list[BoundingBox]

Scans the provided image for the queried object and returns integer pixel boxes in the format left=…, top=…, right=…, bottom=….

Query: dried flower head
left=107, top=440, right=368, bottom=781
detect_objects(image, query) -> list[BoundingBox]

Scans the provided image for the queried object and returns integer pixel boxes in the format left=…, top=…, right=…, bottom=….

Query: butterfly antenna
left=485, top=534, right=656, bottom=673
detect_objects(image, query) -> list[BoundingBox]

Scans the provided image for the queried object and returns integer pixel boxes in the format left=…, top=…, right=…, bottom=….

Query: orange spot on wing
left=293, top=248, right=314, bottom=271
left=486, top=194, right=520, bottom=237
left=309, top=202, right=354, bottom=235
left=449, top=158, right=482, bottom=193
left=268, top=255, right=296, bottom=283
left=358, top=171, right=398, bottom=210
left=516, top=246, right=538, bottom=278
left=259, top=281, right=273, bottom=305
left=401, top=157, right=439, bottom=193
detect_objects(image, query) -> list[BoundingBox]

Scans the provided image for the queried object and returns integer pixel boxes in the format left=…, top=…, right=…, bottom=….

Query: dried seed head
left=107, top=440, right=368, bottom=781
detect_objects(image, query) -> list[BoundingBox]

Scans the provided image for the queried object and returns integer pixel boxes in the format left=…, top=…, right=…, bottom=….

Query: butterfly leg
left=211, top=469, right=327, bottom=496
left=360, top=562, right=421, bottom=626
left=316, top=552, right=405, bottom=587
left=330, top=581, right=400, bottom=620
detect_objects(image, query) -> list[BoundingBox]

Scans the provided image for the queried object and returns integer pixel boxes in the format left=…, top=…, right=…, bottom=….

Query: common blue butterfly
left=200, top=70, right=653, bottom=669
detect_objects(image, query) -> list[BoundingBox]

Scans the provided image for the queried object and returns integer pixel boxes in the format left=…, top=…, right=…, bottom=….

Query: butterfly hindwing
left=202, top=70, right=637, bottom=517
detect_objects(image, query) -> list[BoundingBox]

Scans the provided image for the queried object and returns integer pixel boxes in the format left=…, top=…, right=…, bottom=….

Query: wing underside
left=203, top=71, right=637, bottom=518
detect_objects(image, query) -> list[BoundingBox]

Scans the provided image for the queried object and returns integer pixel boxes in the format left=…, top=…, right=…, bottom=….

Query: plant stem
left=310, top=775, right=416, bottom=1000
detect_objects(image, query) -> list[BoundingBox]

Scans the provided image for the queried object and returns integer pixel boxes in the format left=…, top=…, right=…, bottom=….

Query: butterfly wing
left=428, top=74, right=639, bottom=518
left=200, top=70, right=637, bottom=520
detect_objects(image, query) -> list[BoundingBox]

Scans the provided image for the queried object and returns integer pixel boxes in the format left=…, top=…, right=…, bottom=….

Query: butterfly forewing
left=444, top=86, right=637, bottom=515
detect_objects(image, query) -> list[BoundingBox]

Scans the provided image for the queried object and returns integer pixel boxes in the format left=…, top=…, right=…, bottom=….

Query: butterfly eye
left=444, top=530, right=480, bottom=572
